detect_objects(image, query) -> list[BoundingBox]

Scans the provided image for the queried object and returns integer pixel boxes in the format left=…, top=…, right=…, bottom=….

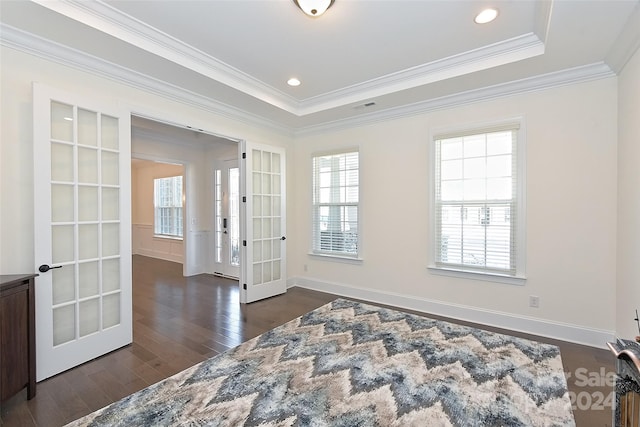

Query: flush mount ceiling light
left=287, top=78, right=301, bottom=87
left=293, top=0, right=335, bottom=17
left=475, top=8, right=498, bottom=24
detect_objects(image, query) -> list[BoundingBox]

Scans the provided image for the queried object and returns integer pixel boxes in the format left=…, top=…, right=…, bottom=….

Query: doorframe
left=125, top=105, right=244, bottom=281
left=211, top=159, right=241, bottom=279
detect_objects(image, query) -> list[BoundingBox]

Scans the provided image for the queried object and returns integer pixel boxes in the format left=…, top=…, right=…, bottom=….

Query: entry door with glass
left=33, top=83, right=132, bottom=381
left=214, top=160, right=240, bottom=278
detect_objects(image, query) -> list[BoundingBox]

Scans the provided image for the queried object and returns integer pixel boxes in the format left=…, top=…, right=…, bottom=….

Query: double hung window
left=312, top=150, right=359, bottom=258
left=432, top=121, right=525, bottom=282
left=154, top=175, right=183, bottom=238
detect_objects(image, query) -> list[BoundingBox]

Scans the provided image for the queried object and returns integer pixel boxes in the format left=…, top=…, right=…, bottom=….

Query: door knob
left=39, top=264, right=62, bottom=273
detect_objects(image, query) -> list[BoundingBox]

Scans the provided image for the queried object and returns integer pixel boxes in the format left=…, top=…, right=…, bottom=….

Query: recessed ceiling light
left=475, top=8, right=498, bottom=24
left=287, top=78, right=301, bottom=87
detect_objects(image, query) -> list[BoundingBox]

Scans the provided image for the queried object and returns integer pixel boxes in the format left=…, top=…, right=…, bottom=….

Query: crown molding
left=297, top=33, right=545, bottom=115
left=0, top=24, right=292, bottom=137
left=31, top=0, right=300, bottom=113
left=534, top=0, right=554, bottom=45
left=1, top=23, right=616, bottom=139
left=294, top=62, right=615, bottom=137
left=605, top=2, right=640, bottom=73
left=30, top=0, right=547, bottom=117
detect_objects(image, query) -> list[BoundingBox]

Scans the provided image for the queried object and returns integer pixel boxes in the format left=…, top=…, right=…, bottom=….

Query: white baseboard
left=288, top=276, right=615, bottom=349
left=132, top=223, right=184, bottom=265
left=135, top=248, right=183, bottom=264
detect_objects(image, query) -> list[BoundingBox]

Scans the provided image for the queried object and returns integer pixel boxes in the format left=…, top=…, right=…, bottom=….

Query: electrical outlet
left=529, top=295, right=540, bottom=308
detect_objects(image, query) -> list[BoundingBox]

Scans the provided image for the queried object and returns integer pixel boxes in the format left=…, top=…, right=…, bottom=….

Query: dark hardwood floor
left=1, top=256, right=615, bottom=426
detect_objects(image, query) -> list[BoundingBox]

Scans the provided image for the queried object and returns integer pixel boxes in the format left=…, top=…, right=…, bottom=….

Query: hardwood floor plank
left=0, top=256, right=616, bottom=426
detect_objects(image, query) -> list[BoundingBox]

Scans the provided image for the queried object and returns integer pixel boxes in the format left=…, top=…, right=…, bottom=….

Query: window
left=154, top=175, right=183, bottom=238
left=214, top=169, right=222, bottom=261
left=431, top=121, right=525, bottom=282
left=312, top=150, right=359, bottom=258
left=214, top=168, right=239, bottom=266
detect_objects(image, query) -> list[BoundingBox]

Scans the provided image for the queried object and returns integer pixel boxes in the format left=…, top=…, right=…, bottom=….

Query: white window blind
left=312, top=151, right=359, bottom=257
left=154, top=175, right=183, bottom=238
left=433, top=125, right=523, bottom=278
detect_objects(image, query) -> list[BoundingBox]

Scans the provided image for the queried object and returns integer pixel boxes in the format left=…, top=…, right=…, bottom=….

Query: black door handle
left=281, top=236, right=286, bottom=240
left=39, top=264, right=62, bottom=273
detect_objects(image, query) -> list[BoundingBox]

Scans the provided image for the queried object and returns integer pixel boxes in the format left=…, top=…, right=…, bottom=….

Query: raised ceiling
left=1, top=0, right=639, bottom=133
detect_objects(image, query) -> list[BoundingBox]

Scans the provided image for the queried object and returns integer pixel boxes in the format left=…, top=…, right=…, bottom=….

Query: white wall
left=0, top=42, right=630, bottom=347
left=0, top=46, right=293, bottom=275
left=291, top=78, right=619, bottom=347
left=131, top=160, right=184, bottom=264
left=616, top=46, right=640, bottom=341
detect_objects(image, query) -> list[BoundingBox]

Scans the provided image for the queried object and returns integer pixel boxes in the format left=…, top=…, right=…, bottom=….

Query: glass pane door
left=240, top=142, right=286, bottom=303
left=34, top=83, right=132, bottom=381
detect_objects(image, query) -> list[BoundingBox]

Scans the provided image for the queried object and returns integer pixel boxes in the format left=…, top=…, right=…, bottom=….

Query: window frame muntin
left=153, top=174, right=184, bottom=240
left=310, top=148, right=362, bottom=260
left=429, top=118, right=526, bottom=285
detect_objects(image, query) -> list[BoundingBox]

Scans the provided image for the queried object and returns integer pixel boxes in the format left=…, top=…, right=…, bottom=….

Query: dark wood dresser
left=608, top=338, right=640, bottom=427
left=0, top=274, right=37, bottom=402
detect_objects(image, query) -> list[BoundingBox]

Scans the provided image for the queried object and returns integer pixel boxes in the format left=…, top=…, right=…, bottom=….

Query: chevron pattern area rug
left=68, top=299, right=575, bottom=426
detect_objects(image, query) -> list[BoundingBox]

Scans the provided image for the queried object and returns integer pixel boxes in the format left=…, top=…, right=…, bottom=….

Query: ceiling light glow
left=475, top=8, right=498, bottom=24
left=287, top=78, right=301, bottom=87
left=293, top=0, right=334, bottom=17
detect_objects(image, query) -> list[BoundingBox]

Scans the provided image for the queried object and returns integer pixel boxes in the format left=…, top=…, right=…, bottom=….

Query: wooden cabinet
left=0, top=274, right=37, bottom=402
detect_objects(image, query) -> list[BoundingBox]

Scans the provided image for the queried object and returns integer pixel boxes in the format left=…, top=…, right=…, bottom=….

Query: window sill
left=428, top=266, right=526, bottom=286
left=308, top=252, right=363, bottom=264
left=153, top=235, right=183, bottom=241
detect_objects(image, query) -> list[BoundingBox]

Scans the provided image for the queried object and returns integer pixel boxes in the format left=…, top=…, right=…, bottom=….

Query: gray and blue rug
left=68, top=299, right=575, bottom=426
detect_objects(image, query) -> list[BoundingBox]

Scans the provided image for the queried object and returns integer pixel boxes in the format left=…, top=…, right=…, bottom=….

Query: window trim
left=428, top=117, right=526, bottom=284
left=310, top=148, right=361, bottom=259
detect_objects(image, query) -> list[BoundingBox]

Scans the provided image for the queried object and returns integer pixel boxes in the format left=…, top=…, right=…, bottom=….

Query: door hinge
left=242, top=196, right=246, bottom=203
left=243, top=283, right=247, bottom=290
left=242, top=152, right=246, bottom=159
left=243, top=240, right=247, bottom=246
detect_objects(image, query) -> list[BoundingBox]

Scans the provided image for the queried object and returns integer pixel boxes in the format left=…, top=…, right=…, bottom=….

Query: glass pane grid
left=435, top=129, right=517, bottom=274
left=250, top=150, right=283, bottom=286
left=154, top=176, right=183, bottom=237
left=49, top=101, right=122, bottom=348
left=230, top=167, right=240, bottom=266
left=312, top=151, right=359, bottom=256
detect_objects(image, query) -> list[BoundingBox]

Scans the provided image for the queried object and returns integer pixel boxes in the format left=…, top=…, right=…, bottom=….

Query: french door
left=33, top=83, right=132, bottom=381
left=240, top=141, right=287, bottom=303
left=213, top=160, right=240, bottom=279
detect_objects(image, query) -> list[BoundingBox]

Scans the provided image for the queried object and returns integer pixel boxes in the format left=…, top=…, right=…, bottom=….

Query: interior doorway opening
left=129, top=115, right=240, bottom=279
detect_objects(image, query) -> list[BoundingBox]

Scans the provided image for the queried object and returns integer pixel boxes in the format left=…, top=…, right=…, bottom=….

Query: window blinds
left=434, top=128, right=518, bottom=276
left=154, top=175, right=183, bottom=237
left=312, top=151, right=359, bottom=256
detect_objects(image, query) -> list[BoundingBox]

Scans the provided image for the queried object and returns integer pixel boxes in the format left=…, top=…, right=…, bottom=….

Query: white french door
left=240, top=141, right=287, bottom=303
left=33, top=83, right=132, bottom=381
left=213, top=160, right=240, bottom=279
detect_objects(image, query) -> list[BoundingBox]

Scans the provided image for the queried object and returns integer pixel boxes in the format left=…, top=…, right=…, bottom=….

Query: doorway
left=128, top=114, right=288, bottom=304
left=130, top=115, right=239, bottom=278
